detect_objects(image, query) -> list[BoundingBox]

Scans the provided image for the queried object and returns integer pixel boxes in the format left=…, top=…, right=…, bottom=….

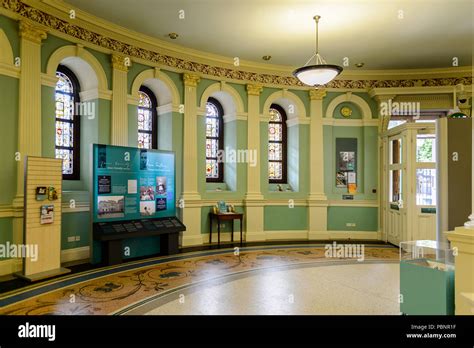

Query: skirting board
left=205, top=230, right=380, bottom=243
left=60, top=246, right=90, bottom=263
left=0, top=258, right=22, bottom=277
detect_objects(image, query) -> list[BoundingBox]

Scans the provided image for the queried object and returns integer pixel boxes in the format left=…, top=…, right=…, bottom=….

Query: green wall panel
left=201, top=206, right=244, bottom=234
left=327, top=207, right=378, bottom=231
left=196, top=78, right=217, bottom=104
left=0, top=15, right=19, bottom=59
left=0, top=75, right=18, bottom=204
left=264, top=206, right=308, bottom=231
left=0, top=218, right=13, bottom=259
left=127, top=62, right=150, bottom=94
left=61, top=211, right=90, bottom=250
left=41, top=85, right=56, bottom=159
left=41, top=34, right=72, bottom=73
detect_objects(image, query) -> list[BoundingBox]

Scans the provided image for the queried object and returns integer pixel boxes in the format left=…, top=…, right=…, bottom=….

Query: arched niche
left=46, top=45, right=108, bottom=93
left=325, top=93, right=373, bottom=120
left=262, top=90, right=307, bottom=121
left=131, top=69, right=180, bottom=107
left=199, top=82, right=245, bottom=118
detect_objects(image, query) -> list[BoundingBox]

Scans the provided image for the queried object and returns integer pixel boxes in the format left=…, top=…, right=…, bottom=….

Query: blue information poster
left=92, top=144, right=176, bottom=222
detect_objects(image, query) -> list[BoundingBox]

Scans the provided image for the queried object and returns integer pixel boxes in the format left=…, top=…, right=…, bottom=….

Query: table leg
left=218, top=217, right=220, bottom=246
left=231, top=219, right=234, bottom=243
left=240, top=217, right=243, bottom=246
left=209, top=215, right=212, bottom=244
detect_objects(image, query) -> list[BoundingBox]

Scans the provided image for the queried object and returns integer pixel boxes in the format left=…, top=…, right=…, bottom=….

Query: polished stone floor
left=135, top=263, right=400, bottom=315
left=0, top=244, right=400, bottom=315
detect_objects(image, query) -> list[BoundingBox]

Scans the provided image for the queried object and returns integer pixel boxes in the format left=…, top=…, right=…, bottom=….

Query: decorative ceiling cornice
left=1, top=0, right=472, bottom=89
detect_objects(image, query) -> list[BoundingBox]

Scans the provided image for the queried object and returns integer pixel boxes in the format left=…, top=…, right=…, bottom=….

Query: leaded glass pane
left=138, top=132, right=152, bottom=149
left=205, top=100, right=222, bottom=180
left=139, top=91, right=152, bottom=108
left=56, top=72, right=74, bottom=93
left=206, top=102, right=219, bottom=117
left=55, top=121, right=74, bottom=147
left=269, top=108, right=282, bottom=122
left=268, top=143, right=282, bottom=161
left=55, top=70, right=77, bottom=176
left=206, top=117, right=219, bottom=137
left=206, top=159, right=219, bottom=179
left=55, top=149, right=74, bottom=175
left=268, top=124, right=282, bottom=141
left=268, top=162, right=282, bottom=180
left=138, top=90, right=155, bottom=149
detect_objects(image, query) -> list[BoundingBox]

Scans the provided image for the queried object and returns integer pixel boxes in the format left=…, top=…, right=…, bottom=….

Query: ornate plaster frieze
left=1, top=0, right=472, bottom=89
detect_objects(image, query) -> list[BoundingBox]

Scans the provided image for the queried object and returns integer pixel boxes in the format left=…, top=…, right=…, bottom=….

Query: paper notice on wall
left=128, top=179, right=137, bottom=194
left=347, top=172, right=356, bottom=184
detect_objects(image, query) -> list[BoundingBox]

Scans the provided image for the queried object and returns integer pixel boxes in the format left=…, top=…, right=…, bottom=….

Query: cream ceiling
left=64, top=0, right=473, bottom=70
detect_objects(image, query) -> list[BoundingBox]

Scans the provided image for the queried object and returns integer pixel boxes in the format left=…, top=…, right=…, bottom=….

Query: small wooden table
left=209, top=212, right=244, bottom=246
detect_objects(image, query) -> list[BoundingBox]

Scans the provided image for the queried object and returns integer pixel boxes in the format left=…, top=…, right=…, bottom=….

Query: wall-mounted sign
left=343, top=195, right=354, bottom=200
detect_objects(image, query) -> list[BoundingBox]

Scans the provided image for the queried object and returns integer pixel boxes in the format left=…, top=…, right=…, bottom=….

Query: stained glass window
left=138, top=86, right=157, bottom=149
left=55, top=66, right=80, bottom=179
left=268, top=104, right=287, bottom=183
left=206, top=98, right=224, bottom=182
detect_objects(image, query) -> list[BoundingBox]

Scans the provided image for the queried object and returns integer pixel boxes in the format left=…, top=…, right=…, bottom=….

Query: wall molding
left=322, top=119, right=379, bottom=127
left=0, top=1, right=471, bottom=89
left=0, top=61, right=20, bottom=78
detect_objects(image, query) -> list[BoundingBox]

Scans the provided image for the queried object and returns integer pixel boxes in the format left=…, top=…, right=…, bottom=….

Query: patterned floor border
left=0, top=244, right=399, bottom=315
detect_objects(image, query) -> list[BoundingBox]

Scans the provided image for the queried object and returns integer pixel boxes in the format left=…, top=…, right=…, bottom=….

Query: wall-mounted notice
left=92, top=144, right=176, bottom=223
left=40, top=205, right=54, bottom=224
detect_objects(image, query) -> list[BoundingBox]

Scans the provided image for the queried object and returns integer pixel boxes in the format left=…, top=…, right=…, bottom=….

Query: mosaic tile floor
left=0, top=244, right=399, bottom=315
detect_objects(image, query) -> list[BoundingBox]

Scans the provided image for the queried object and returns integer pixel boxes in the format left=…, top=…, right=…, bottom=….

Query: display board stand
left=15, top=156, right=70, bottom=282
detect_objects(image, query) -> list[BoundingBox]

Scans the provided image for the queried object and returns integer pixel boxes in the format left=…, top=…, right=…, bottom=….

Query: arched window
left=55, top=65, right=81, bottom=180
left=138, top=86, right=158, bottom=149
left=205, top=97, right=224, bottom=182
left=268, top=104, right=287, bottom=183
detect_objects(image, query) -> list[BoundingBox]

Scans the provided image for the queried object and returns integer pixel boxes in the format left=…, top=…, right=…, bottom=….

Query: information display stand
left=91, top=144, right=185, bottom=265
left=15, top=156, right=70, bottom=282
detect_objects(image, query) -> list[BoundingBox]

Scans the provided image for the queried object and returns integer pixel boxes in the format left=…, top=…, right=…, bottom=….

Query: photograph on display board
left=338, top=151, right=355, bottom=171
left=140, top=149, right=148, bottom=170
left=336, top=171, right=348, bottom=188
left=156, top=176, right=167, bottom=195
left=140, top=201, right=156, bottom=216
left=156, top=198, right=167, bottom=211
left=140, top=186, right=155, bottom=201
left=98, top=144, right=107, bottom=168
left=97, top=195, right=125, bottom=219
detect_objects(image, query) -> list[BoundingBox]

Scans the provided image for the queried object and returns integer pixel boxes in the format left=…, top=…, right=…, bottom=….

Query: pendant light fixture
left=293, top=15, right=343, bottom=86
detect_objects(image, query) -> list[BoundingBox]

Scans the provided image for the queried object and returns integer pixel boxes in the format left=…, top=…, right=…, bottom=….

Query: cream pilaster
left=244, top=84, right=265, bottom=241
left=307, top=89, right=329, bottom=239
left=13, top=21, right=47, bottom=252
left=111, top=54, right=130, bottom=146
left=181, top=73, right=202, bottom=246
left=16, top=21, right=47, bottom=199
